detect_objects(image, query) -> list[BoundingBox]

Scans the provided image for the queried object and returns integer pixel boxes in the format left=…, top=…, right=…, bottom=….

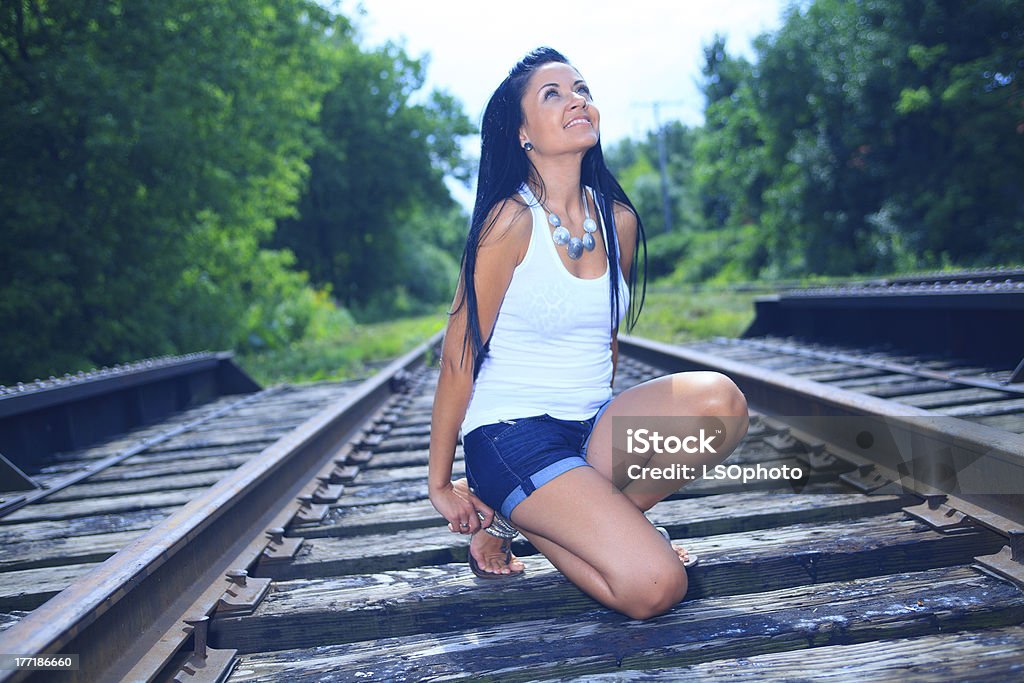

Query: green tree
left=755, top=0, right=1024, bottom=274
left=695, top=35, right=770, bottom=232
left=0, top=0, right=345, bottom=382
left=606, top=122, right=701, bottom=236
left=273, top=42, right=474, bottom=318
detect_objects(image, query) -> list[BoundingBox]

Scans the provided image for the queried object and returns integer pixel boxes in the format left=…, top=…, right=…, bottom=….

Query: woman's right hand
left=429, top=480, right=493, bottom=535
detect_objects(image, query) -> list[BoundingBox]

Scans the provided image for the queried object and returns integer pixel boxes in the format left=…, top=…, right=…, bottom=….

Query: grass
left=627, top=282, right=762, bottom=346
left=237, top=308, right=447, bottom=386
left=234, top=265, right=1021, bottom=386
left=235, top=283, right=767, bottom=386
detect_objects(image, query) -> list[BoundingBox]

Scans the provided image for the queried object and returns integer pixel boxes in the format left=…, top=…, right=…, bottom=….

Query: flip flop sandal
left=468, top=539, right=526, bottom=579
left=656, top=526, right=699, bottom=568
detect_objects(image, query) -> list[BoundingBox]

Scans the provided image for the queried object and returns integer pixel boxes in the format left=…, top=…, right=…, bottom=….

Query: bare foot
left=452, top=477, right=525, bottom=576
left=469, top=529, right=526, bottom=575
left=654, top=525, right=695, bottom=566
left=672, top=543, right=692, bottom=565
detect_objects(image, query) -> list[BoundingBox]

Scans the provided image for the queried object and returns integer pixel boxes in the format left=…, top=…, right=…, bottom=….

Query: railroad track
left=1, top=326, right=1023, bottom=681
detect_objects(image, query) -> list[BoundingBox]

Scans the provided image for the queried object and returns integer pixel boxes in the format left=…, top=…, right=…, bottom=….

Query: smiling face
left=518, top=61, right=600, bottom=156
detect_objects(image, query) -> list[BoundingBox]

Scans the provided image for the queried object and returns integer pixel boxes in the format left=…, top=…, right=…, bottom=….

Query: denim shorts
left=463, top=400, right=611, bottom=520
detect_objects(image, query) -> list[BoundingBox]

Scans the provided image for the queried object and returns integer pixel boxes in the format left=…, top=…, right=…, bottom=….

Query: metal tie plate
left=261, top=527, right=303, bottom=563
left=216, top=569, right=271, bottom=615
left=840, top=463, right=893, bottom=492
left=902, top=494, right=974, bottom=533
left=173, top=616, right=237, bottom=683
left=976, top=530, right=1024, bottom=589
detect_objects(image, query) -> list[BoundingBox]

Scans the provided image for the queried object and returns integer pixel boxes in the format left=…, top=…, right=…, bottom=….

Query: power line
left=633, top=100, right=685, bottom=233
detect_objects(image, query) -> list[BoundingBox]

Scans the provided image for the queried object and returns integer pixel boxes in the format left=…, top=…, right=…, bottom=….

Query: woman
left=428, top=47, right=749, bottom=620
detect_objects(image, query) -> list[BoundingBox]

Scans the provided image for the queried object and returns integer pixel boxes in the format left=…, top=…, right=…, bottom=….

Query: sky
left=334, top=0, right=793, bottom=206
left=340, top=0, right=791, bottom=142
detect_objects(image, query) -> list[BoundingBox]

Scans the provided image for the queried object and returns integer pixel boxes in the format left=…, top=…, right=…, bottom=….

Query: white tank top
left=461, top=184, right=630, bottom=435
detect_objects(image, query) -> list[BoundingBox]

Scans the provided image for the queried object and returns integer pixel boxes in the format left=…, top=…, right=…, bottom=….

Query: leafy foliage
left=607, top=0, right=1024, bottom=283
left=0, top=1, right=473, bottom=384
left=0, top=0, right=347, bottom=382
left=272, top=42, right=474, bottom=317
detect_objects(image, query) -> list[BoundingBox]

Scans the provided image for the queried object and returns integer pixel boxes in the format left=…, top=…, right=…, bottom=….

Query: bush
left=644, top=231, right=691, bottom=280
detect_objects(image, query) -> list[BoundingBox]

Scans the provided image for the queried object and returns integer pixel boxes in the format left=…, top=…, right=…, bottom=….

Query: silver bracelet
left=478, top=511, right=519, bottom=539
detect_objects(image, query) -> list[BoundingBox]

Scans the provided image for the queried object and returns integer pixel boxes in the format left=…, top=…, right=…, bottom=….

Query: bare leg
left=581, top=371, right=748, bottom=564
left=458, top=371, right=748, bottom=605
left=509, top=466, right=687, bottom=620
left=586, top=371, right=749, bottom=511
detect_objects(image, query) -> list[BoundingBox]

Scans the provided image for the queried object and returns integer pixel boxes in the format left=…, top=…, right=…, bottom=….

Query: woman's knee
left=676, top=371, right=748, bottom=423
left=614, top=563, right=689, bottom=621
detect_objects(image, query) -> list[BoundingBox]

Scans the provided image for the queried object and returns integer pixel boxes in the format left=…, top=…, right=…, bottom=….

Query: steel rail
left=718, top=337, right=1024, bottom=392
left=0, top=386, right=286, bottom=518
left=619, top=334, right=1024, bottom=536
left=0, top=330, right=442, bottom=683
left=0, top=352, right=253, bottom=413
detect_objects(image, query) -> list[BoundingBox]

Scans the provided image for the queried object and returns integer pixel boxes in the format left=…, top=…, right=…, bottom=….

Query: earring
left=523, top=142, right=533, bottom=151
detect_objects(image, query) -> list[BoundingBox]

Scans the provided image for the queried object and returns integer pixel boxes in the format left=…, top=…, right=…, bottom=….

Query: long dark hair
left=456, top=47, right=647, bottom=377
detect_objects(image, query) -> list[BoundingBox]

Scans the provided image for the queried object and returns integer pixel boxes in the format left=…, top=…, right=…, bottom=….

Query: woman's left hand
left=428, top=479, right=493, bottom=535
left=451, top=477, right=495, bottom=532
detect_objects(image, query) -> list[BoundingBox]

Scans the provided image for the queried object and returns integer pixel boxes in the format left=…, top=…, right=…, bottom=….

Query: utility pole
left=633, top=100, right=685, bottom=233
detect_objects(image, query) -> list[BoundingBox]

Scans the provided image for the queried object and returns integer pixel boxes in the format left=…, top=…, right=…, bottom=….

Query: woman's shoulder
left=611, top=201, right=638, bottom=242
left=478, top=193, right=534, bottom=259
left=611, top=199, right=636, bottom=221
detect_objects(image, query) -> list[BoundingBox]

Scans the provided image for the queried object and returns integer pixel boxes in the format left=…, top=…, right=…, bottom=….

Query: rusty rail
left=0, top=331, right=441, bottom=683
left=619, top=334, right=1024, bottom=535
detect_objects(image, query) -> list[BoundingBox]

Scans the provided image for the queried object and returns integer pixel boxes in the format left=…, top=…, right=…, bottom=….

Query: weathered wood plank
left=859, top=379, right=955, bottom=398
left=258, top=512, right=1003, bottom=584
left=323, top=479, right=429, bottom=508
left=333, top=457, right=835, bottom=509
left=830, top=373, right=921, bottom=389
left=40, top=392, right=264, bottom=461
left=369, top=435, right=432, bottom=453
left=126, top=441, right=272, bottom=461
left=36, top=447, right=254, bottom=478
left=538, top=625, right=1024, bottom=681
left=359, top=448, right=462, bottom=470
left=349, top=462, right=466, bottom=485
left=944, top=398, right=1024, bottom=418
left=770, top=361, right=856, bottom=376
left=0, top=528, right=145, bottom=571
left=737, top=356, right=820, bottom=370
left=85, top=454, right=252, bottom=482
left=0, top=562, right=101, bottom=610
left=43, top=469, right=233, bottom=502
left=229, top=505, right=990, bottom=652
left=186, top=414, right=315, bottom=432
left=0, top=487, right=207, bottom=524
left=393, top=409, right=431, bottom=423
left=41, top=419, right=293, bottom=471
left=301, top=488, right=907, bottom=539
left=896, top=387, right=1009, bottom=408
left=148, top=427, right=294, bottom=452
left=684, top=344, right=767, bottom=360
left=223, top=566, right=1024, bottom=681
left=800, top=367, right=887, bottom=382
left=0, top=507, right=177, bottom=544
